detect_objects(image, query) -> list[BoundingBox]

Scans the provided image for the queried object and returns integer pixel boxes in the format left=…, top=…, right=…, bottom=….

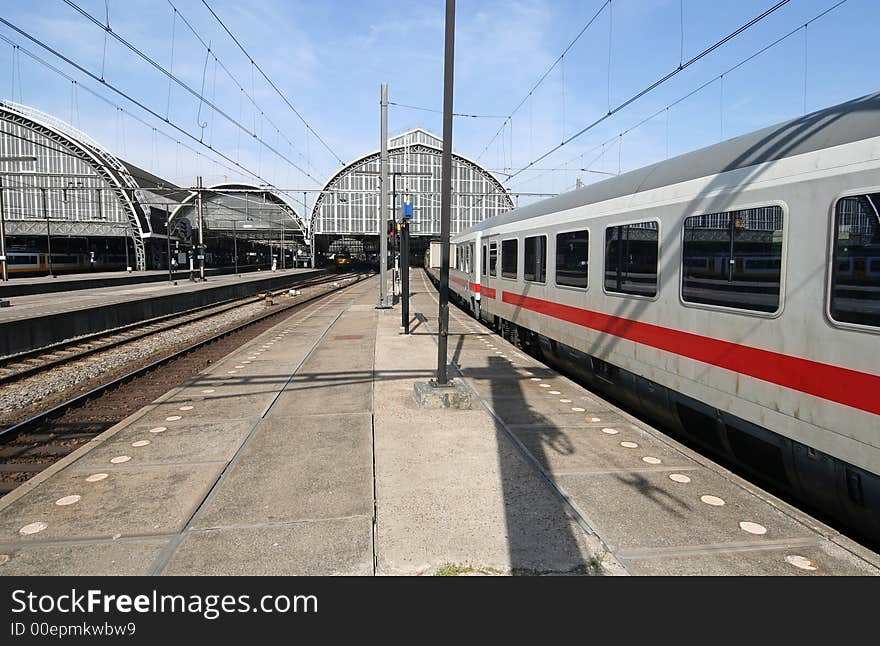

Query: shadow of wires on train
left=584, top=95, right=873, bottom=367
left=460, top=353, right=605, bottom=575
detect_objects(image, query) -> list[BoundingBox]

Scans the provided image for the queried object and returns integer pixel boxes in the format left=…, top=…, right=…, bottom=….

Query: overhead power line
left=61, top=0, right=320, bottom=184
left=388, top=101, right=507, bottom=119
left=504, top=0, right=793, bottom=181
left=0, top=17, right=306, bottom=209
left=475, top=0, right=612, bottom=163
left=164, top=0, right=321, bottom=179
left=508, top=0, right=846, bottom=191
left=200, top=0, right=346, bottom=167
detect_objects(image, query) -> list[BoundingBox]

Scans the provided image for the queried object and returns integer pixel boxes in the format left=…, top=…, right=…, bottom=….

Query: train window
left=556, top=230, right=589, bottom=288
left=489, top=242, right=498, bottom=277
left=482, top=245, right=487, bottom=276
left=51, top=255, right=78, bottom=264
left=8, top=255, right=37, bottom=265
left=524, top=235, right=547, bottom=283
left=604, top=221, right=659, bottom=297
left=501, top=239, right=518, bottom=279
left=830, top=193, right=880, bottom=328
left=681, top=206, right=783, bottom=313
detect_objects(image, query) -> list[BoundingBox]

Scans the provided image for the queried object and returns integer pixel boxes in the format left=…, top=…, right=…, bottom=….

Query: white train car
left=429, top=92, right=880, bottom=540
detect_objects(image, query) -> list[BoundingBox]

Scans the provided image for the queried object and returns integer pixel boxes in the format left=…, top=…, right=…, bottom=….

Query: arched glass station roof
left=169, top=183, right=305, bottom=241
left=311, top=129, right=514, bottom=237
left=0, top=101, right=150, bottom=269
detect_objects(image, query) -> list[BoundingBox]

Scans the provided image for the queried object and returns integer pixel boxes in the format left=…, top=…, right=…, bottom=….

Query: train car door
left=481, top=235, right=499, bottom=322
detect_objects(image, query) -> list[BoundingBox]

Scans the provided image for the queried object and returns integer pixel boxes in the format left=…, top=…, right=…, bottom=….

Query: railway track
left=0, top=272, right=345, bottom=385
left=0, top=272, right=372, bottom=495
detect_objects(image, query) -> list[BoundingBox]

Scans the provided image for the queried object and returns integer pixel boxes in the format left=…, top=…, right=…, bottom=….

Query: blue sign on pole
left=402, top=202, right=414, bottom=219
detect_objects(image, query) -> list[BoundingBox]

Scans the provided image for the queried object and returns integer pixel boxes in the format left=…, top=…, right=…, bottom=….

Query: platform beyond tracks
left=0, top=265, right=314, bottom=298
left=0, top=268, right=323, bottom=357
left=0, top=271, right=877, bottom=576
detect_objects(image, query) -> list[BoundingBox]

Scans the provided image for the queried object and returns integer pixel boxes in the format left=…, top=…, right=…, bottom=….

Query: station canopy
left=169, top=183, right=306, bottom=242
left=311, top=129, right=514, bottom=237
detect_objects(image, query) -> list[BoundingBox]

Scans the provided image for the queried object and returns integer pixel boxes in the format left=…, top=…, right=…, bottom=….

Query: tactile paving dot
left=590, top=417, right=601, bottom=422
left=148, top=427, right=167, bottom=434
left=539, top=384, right=551, bottom=388
left=530, top=378, right=541, bottom=381
left=560, top=399, right=572, bottom=403
left=19, top=522, right=48, bottom=535
left=179, top=406, right=194, bottom=411
left=235, top=365, right=245, bottom=369
left=739, top=521, right=767, bottom=535
left=201, top=389, right=215, bottom=394
left=55, top=495, right=81, bottom=506
left=701, top=495, right=725, bottom=507
left=571, top=407, right=585, bottom=412
left=549, top=390, right=561, bottom=395
left=620, top=441, right=639, bottom=448
left=132, top=440, right=151, bottom=448
left=242, top=361, right=252, bottom=364
left=85, top=473, right=109, bottom=483
left=601, top=428, right=619, bottom=435
left=668, top=473, right=691, bottom=484
left=785, top=555, right=817, bottom=571
left=110, top=456, right=131, bottom=464
left=227, top=370, right=238, bottom=374
left=165, top=416, right=182, bottom=421
left=642, top=456, right=662, bottom=464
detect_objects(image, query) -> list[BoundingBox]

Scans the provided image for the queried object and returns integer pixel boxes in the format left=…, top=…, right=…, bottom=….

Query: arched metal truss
left=311, top=129, right=514, bottom=236
left=0, top=101, right=148, bottom=270
left=168, top=183, right=306, bottom=235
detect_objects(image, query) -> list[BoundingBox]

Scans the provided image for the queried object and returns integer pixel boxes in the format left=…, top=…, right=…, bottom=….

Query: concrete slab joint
left=413, top=379, right=473, bottom=410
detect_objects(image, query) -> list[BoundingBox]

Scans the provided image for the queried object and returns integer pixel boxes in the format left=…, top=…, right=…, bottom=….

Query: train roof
left=466, top=90, right=880, bottom=234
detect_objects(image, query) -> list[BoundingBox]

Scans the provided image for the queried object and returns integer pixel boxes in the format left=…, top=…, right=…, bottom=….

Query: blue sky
left=1, top=0, right=877, bottom=202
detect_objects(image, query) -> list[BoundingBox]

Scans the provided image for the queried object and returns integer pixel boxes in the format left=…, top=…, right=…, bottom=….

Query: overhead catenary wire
left=475, top=0, right=612, bottom=163
left=60, top=0, right=320, bottom=184
left=504, top=0, right=793, bottom=182
left=200, top=0, right=346, bottom=167
left=0, top=32, right=237, bottom=183
left=0, top=21, right=307, bottom=210
left=388, top=101, right=506, bottom=119
left=507, top=0, right=847, bottom=191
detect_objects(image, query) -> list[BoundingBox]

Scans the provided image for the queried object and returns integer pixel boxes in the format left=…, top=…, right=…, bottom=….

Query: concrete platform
left=0, top=267, right=322, bottom=357
left=0, top=269, right=877, bottom=576
left=0, top=277, right=377, bottom=575
left=0, top=264, right=311, bottom=297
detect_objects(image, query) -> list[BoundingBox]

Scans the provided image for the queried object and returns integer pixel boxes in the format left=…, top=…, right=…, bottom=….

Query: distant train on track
left=4, top=249, right=129, bottom=275
left=428, top=91, right=880, bottom=541
left=331, top=251, right=354, bottom=271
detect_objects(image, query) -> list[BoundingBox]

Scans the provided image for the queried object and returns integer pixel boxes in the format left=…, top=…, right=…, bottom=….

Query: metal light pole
left=377, top=82, right=391, bottom=308
left=41, top=188, right=54, bottom=278
left=305, top=191, right=315, bottom=269
left=232, top=219, right=239, bottom=276
left=281, top=218, right=285, bottom=270
left=400, top=203, right=412, bottom=333
left=0, top=178, right=7, bottom=282
left=196, top=175, right=205, bottom=281
left=123, top=222, right=130, bottom=271
left=166, top=206, right=173, bottom=283
left=436, top=0, right=456, bottom=385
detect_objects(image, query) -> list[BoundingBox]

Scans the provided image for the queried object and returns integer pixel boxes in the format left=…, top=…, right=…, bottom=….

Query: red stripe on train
left=501, top=291, right=880, bottom=416
left=449, top=275, right=494, bottom=299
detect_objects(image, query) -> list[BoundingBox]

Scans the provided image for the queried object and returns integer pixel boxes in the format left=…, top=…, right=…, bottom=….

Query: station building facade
left=0, top=101, right=189, bottom=273
left=310, top=129, right=514, bottom=262
left=0, top=102, right=304, bottom=275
